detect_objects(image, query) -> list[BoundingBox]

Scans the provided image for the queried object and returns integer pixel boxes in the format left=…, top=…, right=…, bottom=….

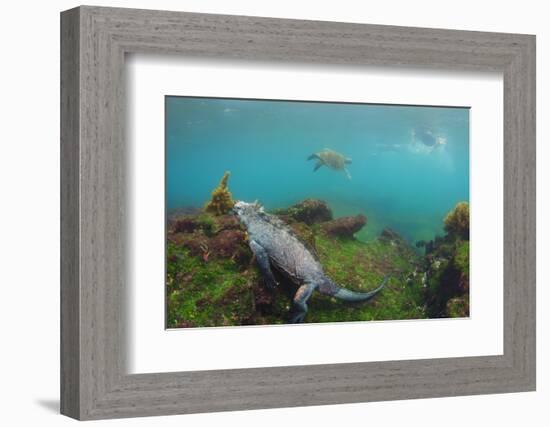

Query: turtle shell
left=318, top=150, right=346, bottom=170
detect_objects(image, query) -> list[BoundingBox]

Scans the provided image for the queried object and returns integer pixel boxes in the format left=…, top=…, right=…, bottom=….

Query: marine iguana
left=233, top=201, right=387, bottom=323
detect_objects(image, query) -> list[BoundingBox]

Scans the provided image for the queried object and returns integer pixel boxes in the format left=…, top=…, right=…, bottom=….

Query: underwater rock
left=423, top=240, right=470, bottom=317
left=172, top=216, right=199, bottom=233
left=424, top=239, right=435, bottom=255
left=170, top=212, right=218, bottom=236
left=176, top=321, right=196, bottom=328
left=415, top=240, right=427, bottom=248
left=288, top=221, right=318, bottom=253
left=253, top=284, right=275, bottom=314
left=204, top=171, right=235, bottom=215
left=214, top=214, right=241, bottom=231
left=171, top=212, right=243, bottom=236
left=321, top=214, right=367, bottom=238
left=209, top=229, right=251, bottom=264
left=169, top=219, right=250, bottom=265
left=453, top=241, right=470, bottom=294
left=166, top=198, right=432, bottom=328
left=446, top=296, right=469, bottom=318
left=418, top=205, right=471, bottom=318
left=169, top=232, right=210, bottom=258
left=273, top=198, right=333, bottom=225
left=412, top=204, right=471, bottom=316
left=444, top=201, right=469, bottom=240
left=457, top=272, right=469, bottom=294
left=378, top=227, right=405, bottom=245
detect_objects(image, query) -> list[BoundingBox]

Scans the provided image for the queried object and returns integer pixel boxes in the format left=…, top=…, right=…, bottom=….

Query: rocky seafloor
left=166, top=198, right=470, bottom=328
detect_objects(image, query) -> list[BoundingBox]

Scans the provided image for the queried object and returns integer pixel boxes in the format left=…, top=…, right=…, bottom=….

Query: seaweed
left=166, top=199, right=429, bottom=327
left=443, top=201, right=469, bottom=240
left=204, top=171, right=235, bottom=216
left=423, top=204, right=470, bottom=318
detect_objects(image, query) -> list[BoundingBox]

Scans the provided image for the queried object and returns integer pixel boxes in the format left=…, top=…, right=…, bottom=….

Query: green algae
left=446, top=296, right=469, bottom=318
left=167, top=242, right=265, bottom=327
left=444, top=201, right=469, bottom=240
left=307, top=233, right=426, bottom=322
left=424, top=238, right=470, bottom=318
left=166, top=211, right=428, bottom=327
left=165, top=198, right=470, bottom=328
left=453, top=241, right=470, bottom=277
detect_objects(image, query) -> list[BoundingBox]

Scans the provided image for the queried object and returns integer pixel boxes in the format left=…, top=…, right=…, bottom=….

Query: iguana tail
left=320, top=276, right=388, bottom=302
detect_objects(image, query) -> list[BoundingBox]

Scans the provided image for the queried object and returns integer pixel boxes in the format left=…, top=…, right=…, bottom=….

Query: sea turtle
left=307, top=149, right=352, bottom=179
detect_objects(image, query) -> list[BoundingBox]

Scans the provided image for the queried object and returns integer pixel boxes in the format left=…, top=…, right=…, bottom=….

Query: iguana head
left=233, top=200, right=264, bottom=227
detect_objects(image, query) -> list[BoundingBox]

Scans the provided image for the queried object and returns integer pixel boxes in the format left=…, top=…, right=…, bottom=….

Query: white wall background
left=0, top=0, right=546, bottom=425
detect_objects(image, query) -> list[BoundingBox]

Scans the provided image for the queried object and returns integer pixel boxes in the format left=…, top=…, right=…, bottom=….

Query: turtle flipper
left=313, top=160, right=324, bottom=172
left=307, top=153, right=321, bottom=161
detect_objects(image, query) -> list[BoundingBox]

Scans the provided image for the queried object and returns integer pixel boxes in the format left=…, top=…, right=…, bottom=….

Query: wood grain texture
left=60, top=7, right=80, bottom=419
left=60, top=6, right=536, bottom=420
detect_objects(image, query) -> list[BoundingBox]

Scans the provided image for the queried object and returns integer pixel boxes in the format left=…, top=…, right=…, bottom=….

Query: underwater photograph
left=165, top=96, right=470, bottom=328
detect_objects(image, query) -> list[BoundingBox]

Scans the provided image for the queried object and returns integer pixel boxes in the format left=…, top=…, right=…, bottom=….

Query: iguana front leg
left=249, top=240, right=278, bottom=290
left=290, top=283, right=316, bottom=323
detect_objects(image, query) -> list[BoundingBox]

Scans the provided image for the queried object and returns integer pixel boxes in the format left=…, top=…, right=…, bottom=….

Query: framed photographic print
left=61, top=6, right=536, bottom=420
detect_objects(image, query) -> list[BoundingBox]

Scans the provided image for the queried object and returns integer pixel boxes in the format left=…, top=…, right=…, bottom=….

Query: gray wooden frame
left=60, top=5, right=536, bottom=421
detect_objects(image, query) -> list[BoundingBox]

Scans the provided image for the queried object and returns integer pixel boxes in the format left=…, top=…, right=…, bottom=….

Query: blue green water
left=166, top=97, right=469, bottom=244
